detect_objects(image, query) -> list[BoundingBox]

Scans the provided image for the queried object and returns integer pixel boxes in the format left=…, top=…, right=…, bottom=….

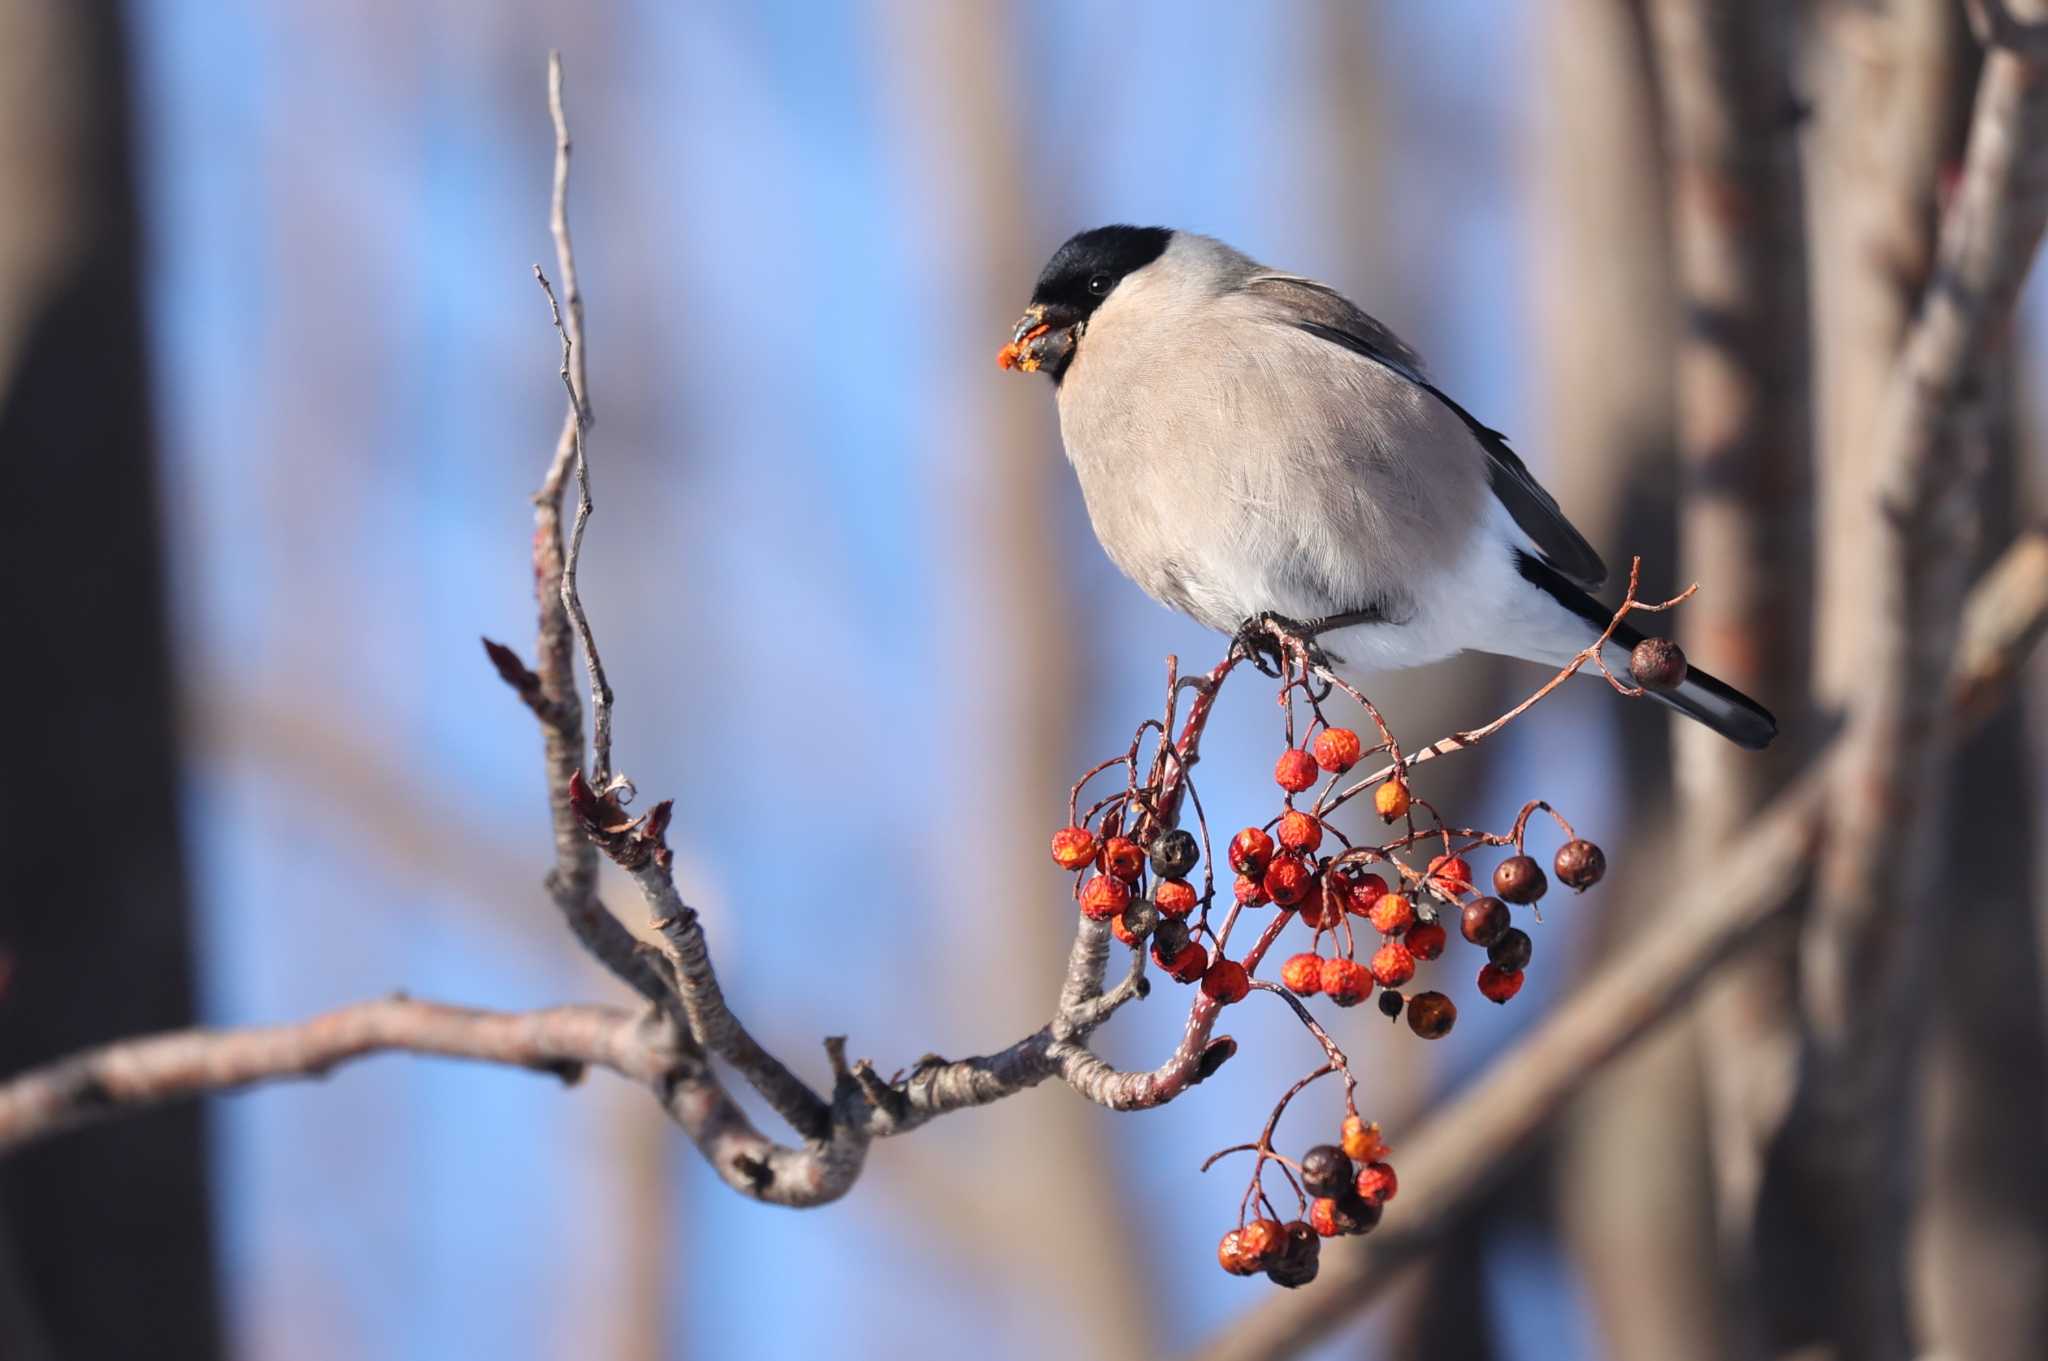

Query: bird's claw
left=1231, top=612, right=1331, bottom=677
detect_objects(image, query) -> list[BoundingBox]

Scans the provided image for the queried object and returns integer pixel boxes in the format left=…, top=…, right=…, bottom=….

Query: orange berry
left=1355, top=1161, right=1398, bottom=1206
left=1281, top=952, right=1324, bottom=995
left=1201, top=957, right=1251, bottom=1004
left=1374, top=778, right=1410, bottom=822
left=1310, top=1194, right=1380, bottom=1237
left=1277, top=809, right=1324, bottom=853
left=1296, top=869, right=1342, bottom=928
left=1367, top=892, right=1414, bottom=937
left=1320, top=957, right=1374, bottom=1007
left=1079, top=875, right=1130, bottom=921
left=1312, top=726, right=1362, bottom=773
left=1369, top=940, right=1416, bottom=988
left=1155, top=939, right=1209, bottom=984
left=1050, top=825, right=1096, bottom=871
left=1217, top=1228, right=1256, bottom=1276
left=1263, top=853, right=1314, bottom=908
left=1237, top=1217, right=1288, bottom=1270
left=1234, top=873, right=1270, bottom=908
left=1340, top=1114, right=1386, bottom=1163
left=1275, top=748, right=1318, bottom=793
left=1228, top=826, right=1275, bottom=876
left=1098, top=836, right=1145, bottom=882
left=1477, top=962, right=1524, bottom=1004
left=1405, top=921, right=1448, bottom=961
left=1109, top=910, right=1140, bottom=947
left=1425, top=854, right=1472, bottom=898
left=1154, top=878, right=1198, bottom=918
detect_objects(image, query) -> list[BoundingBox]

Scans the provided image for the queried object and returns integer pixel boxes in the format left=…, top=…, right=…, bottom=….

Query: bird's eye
left=1087, top=273, right=1113, bottom=296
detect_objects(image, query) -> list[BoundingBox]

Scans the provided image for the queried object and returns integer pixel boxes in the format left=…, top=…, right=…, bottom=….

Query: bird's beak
left=996, top=304, right=1078, bottom=374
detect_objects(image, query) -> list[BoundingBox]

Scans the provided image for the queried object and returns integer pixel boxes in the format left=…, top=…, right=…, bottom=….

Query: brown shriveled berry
left=1050, top=825, right=1097, bottom=872
left=1079, top=875, right=1130, bottom=921
left=1312, top=726, right=1362, bottom=773
left=1342, top=868, right=1389, bottom=916
left=1629, top=636, right=1688, bottom=692
left=1374, top=778, right=1410, bottom=822
left=1426, top=854, right=1473, bottom=898
left=1460, top=896, right=1511, bottom=948
left=1406, top=990, right=1456, bottom=1039
left=1238, top=1217, right=1288, bottom=1270
left=1266, top=1220, right=1321, bottom=1288
left=1488, top=926, right=1533, bottom=973
left=1154, top=939, right=1208, bottom=984
left=1098, top=836, right=1145, bottom=882
left=1320, top=957, right=1374, bottom=1007
left=1281, top=952, right=1325, bottom=996
left=1340, top=1114, right=1386, bottom=1163
left=1217, top=1228, right=1257, bottom=1276
left=1109, top=911, right=1139, bottom=947
left=1477, top=962, right=1525, bottom=1004
left=1378, top=989, right=1405, bottom=1021
left=1201, top=957, right=1251, bottom=1004
left=1264, top=854, right=1314, bottom=908
left=1153, top=917, right=1190, bottom=959
left=1370, top=940, right=1416, bottom=989
left=1277, top=809, right=1324, bottom=853
left=1274, top=748, right=1319, bottom=794
left=1405, top=920, right=1447, bottom=961
left=1492, top=854, right=1548, bottom=904
left=1355, top=1161, right=1398, bottom=1206
left=1555, top=839, right=1606, bottom=891
left=1299, top=1144, right=1353, bottom=1199
left=1147, top=828, right=1200, bottom=879
left=1154, top=878, right=1198, bottom=919
left=1234, top=874, right=1270, bottom=908
left=1367, top=892, right=1415, bottom=937
left=1229, top=826, right=1275, bottom=876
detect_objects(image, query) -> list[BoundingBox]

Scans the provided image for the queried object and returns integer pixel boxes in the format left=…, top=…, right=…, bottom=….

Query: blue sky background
left=124, top=3, right=1656, bottom=1358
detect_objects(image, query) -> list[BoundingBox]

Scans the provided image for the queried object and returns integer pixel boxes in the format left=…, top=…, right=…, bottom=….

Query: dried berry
left=1147, top=828, right=1200, bottom=879
left=1217, top=1227, right=1257, bottom=1276
left=1266, top=1220, right=1321, bottom=1288
left=1277, top=809, right=1324, bottom=853
left=1109, top=911, right=1140, bottom=947
left=1493, top=854, right=1548, bottom=904
left=1201, top=957, right=1251, bottom=1004
left=1080, top=875, right=1130, bottom=921
left=1374, top=778, right=1411, bottom=822
left=1629, top=637, right=1688, bottom=692
left=1155, top=938, right=1208, bottom=984
left=1238, top=1217, right=1288, bottom=1270
left=1295, top=869, right=1342, bottom=929
left=1369, top=940, right=1416, bottom=989
left=1274, top=748, right=1319, bottom=794
left=1281, top=952, right=1325, bottom=996
left=1406, top=990, right=1456, bottom=1039
left=1310, top=1193, right=1380, bottom=1237
left=1405, top=921, right=1447, bottom=961
left=1426, top=854, right=1473, bottom=898
left=1321, top=957, right=1374, bottom=1007
left=1050, top=826, right=1097, bottom=872
left=1299, top=1144, right=1353, bottom=1199
left=1098, top=836, right=1145, bottom=882
left=1355, top=1161, right=1399, bottom=1206
left=1488, top=926, right=1533, bottom=973
left=1367, top=892, right=1415, bottom=937
left=1340, top=1114, right=1386, bottom=1163
left=1154, top=878, right=1198, bottom=919
left=1229, top=827, right=1275, bottom=877
left=1264, top=854, right=1314, bottom=908
left=1378, top=989, right=1404, bottom=1021
left=1460, top=896, right=1511, bottom=948
left=1312, top=726, right=1362, bottom=773
left=1477, top=962, right=1525, bottom=1004
left=1153, top=917, right=1190, bottom=959
left=1555, top=839, right=1606, bottom=891
left=1234, top=873, right=1270, bottom=908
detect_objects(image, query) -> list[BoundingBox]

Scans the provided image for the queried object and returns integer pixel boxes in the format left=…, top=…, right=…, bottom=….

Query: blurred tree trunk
left=0, top=1, right=222, bottom=1357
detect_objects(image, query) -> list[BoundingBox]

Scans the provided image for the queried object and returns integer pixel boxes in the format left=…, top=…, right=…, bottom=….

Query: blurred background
left=1, top=2, right=2042, bottom=1359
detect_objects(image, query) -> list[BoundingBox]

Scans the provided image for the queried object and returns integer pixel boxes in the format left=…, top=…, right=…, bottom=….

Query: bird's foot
left=1231, top=612, right=1335, bottom=677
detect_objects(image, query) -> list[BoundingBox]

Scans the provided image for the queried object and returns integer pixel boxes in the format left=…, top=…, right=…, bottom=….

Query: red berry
left=1460, top=896, right=1511, bottom=948
left=1492, top=854, right=1548, bottom=904
left=1229, top=826, right=1275, bottom=876
left=1343, top=869, right=1389, bottom=916
left=1310, top=1194, right=1380, bottom=1237
left=1234, top=873, right=1270, bottom=908
left=1355, top=1161, right=1398, bottom=1206
left=1098, top=836, right=1145, bottom=882
left=1201, top=957, right=1251, bottom=1004
left=1281, top=952, right=1324, bottom=995
left=1277, top=809, right=1324, bottom=853
left=1309, top=1197, right=1346, bottom=1238
left=1154, top=878, right=1198, bottom=919
left=1367, top=892, right=1415, bottom=937
left=1374, top=779, right=1410, bottom=822
left=1050, top=826, right=1097, bottom=872
left=1154, top=938, right=1208, bottom=983
left=1340, top=1115, right=1386, bottom=1163
left=1217, top=1228, right=1256, bottom=1276
left=1296, top=868, right=1343, bottom=928
left=1425, top=854, right=1472, bottom=898
left=1405, top=921, right=1447, bottom=960
left=1264, top=854, right=1314, bottom=908
left=1555, top=839, right=1606, bottom=891
left=1320, top=957, right=1374, bottom=1007
left=1274, top=748, right=1318, bottom=793
left=1369, top=940, right=1416, bottom=988
left=1238, top=1217, right=1288, bottom=1269
left=1079, top=875, right=1130, bottom=921
left=1406, top=990, right=1456, bottom=1038
left=1312, top=726, right=1362, bottom=773
left=1477, top=963, right=1525, bottom=1004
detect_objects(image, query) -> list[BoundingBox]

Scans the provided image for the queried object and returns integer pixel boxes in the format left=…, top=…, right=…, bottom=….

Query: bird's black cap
left=1029, top=225, right=1173, bottom=321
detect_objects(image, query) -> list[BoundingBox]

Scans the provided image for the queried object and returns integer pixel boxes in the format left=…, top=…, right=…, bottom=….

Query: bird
left=996, top=225, right=1776, bottom=749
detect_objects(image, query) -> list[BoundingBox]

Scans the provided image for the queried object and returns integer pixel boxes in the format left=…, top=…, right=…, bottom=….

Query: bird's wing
left=1245, top=274, right=1608, bottom=588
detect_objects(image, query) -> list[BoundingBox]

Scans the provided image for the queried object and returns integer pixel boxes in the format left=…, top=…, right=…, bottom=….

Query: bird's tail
left=1516, top=554, right=1778, bottom=750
